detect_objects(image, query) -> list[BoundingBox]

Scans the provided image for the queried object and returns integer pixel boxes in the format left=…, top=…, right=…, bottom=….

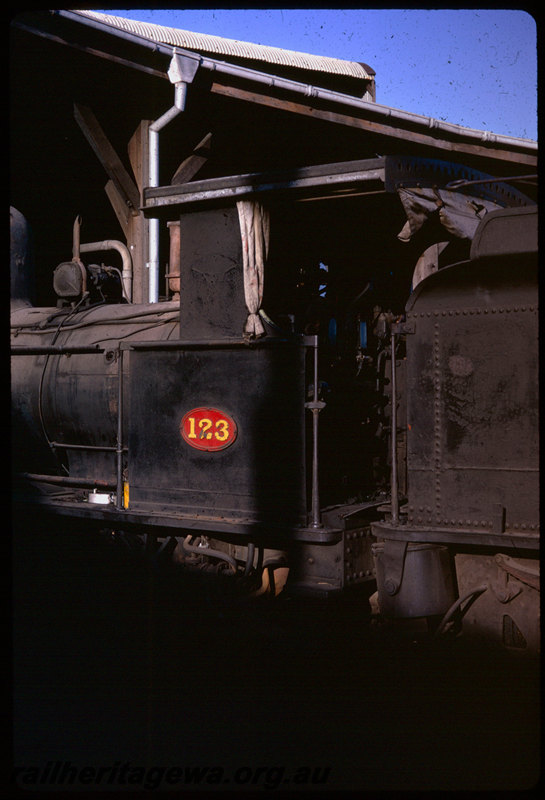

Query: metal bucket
left=373, top=542, right=456, bottom=618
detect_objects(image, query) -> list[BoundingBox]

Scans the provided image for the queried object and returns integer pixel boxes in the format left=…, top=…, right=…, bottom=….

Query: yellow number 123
left=187, top=417, right=229, bottom=441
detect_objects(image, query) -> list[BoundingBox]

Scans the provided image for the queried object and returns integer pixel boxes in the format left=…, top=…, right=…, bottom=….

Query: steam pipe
left=72, top=216, right=87, bottom=295
left=72, top=215, right=82, bottom=261
left=80, top=240, right=133, bottom=302
left=20, top=472, right=116, bottom=490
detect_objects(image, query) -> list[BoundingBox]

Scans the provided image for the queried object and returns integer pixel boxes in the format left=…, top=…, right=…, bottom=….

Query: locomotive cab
left=11, top=164, right=539, bottom=650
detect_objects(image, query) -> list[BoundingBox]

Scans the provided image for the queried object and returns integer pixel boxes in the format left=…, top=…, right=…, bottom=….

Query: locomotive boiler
left=10, top=157, right=539, bottom=651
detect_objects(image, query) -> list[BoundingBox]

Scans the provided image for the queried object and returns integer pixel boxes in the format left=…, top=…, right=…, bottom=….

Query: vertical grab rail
left=305, top=335, right=325, bottom=529
left=390, top=328, right=399, bottom=524
left=116, top=346, right=124, bottom=509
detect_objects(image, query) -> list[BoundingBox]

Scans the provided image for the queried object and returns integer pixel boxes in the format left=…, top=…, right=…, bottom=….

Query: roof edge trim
left=43, top=10, right=537, bottom=154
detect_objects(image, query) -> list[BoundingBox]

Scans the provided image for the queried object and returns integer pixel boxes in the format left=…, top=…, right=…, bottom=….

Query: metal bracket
left=168, top=52, right=200, bottom=84
left=491, top=561, right=522, bottom=604
left=391, top=321, right=415, bottom=335
left=494, top=553, right=539, bottom=592
left=305, top=401, right=326, bottom=411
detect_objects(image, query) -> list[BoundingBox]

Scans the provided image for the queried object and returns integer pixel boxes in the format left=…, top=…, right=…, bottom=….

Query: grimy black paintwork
left=10, top=174, right=539, bottom=651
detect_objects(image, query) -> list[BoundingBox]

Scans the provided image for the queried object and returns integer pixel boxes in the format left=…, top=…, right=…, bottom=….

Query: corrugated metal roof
left=73, top=10, right=373, bottom=81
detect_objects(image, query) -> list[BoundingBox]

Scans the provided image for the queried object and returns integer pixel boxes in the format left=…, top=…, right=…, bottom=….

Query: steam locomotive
left=10, top=156, right=539, bottom=651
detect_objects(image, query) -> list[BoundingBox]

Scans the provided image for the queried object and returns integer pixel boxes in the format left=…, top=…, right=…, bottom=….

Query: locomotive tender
left=11, top=152, right=539, bottom=651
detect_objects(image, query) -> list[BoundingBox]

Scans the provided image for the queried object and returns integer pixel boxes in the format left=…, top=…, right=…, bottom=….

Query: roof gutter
left=200, top=60, right=537, bottom=153
left=56, top=10, right=536, bottom=155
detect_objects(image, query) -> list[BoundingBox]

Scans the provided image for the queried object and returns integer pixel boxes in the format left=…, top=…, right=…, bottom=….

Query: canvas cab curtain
left=237, top=200, right=270, bottom=338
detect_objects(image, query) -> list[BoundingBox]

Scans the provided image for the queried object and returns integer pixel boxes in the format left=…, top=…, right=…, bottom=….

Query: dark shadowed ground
left=11, top=518, right=541, bottom=795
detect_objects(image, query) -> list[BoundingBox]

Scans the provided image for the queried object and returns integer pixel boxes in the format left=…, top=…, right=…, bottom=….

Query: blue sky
left=100, top=8, right=537, bottom=141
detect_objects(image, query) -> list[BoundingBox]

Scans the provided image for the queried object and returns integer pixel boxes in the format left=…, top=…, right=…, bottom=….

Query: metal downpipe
left=148, top=80, right=188, bottom=303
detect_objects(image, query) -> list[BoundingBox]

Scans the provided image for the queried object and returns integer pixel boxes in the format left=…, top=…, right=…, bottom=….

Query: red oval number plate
left=180, top=407, right=238, bottom=451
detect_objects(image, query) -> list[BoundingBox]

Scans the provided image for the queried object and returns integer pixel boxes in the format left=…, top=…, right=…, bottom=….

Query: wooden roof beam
left=74, top=103, right=141, bottom=213
left=210, top=81, right=537, bottom=170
